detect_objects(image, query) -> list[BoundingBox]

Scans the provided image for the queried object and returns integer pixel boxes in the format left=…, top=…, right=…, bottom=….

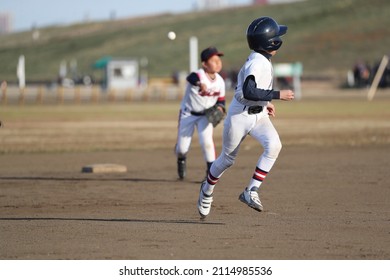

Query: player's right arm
left=187, top=72, right=207, bottom=92
left=186, top=72, right=200, bottom=86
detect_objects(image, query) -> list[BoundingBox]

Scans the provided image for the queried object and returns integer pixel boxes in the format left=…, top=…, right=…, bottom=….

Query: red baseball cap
left=201, top=47, right=224, bottom=62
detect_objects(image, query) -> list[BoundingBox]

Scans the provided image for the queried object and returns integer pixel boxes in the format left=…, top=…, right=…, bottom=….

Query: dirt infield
left=1, top=146, right=389, bottom=260
left=1, top=87, right=390, bottom=260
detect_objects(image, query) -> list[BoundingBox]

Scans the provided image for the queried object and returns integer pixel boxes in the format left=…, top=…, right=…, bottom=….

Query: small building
left=106, top=59, right=139, bottom=90
left=93, top=57, right=139, bottom=90
left=273, top=62, right=303, bottom=100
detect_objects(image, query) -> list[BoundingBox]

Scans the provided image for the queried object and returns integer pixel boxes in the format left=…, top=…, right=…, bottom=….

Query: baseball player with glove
left=198, top=17, right=294, bottom=218
left=175, top=47, right=226, bottom=180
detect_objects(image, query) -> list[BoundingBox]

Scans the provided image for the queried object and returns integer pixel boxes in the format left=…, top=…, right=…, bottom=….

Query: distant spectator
left=172, top=70, right=179, bottom=85
left=353, top=60, right=371, bottom=88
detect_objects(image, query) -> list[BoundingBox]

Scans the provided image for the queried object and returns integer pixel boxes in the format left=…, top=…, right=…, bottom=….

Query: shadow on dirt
left=0, top=176, right=204, bottom=184
left=0, top=176, right=178, bottom=183
left=0, top=217, right=224, bottom=225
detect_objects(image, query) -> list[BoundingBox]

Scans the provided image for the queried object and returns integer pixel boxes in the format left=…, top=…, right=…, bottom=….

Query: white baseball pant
left=210, top=98, right=282, bottom=182
left=175, top=110, right=216, bottom=163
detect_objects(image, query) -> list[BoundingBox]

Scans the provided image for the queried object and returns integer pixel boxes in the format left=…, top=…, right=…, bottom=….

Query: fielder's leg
left=197, top=117, right=216, bottom=178
left=175, top=112, right=196, bottom=179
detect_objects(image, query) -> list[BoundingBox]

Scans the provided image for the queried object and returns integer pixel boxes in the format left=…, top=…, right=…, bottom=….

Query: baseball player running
left=175, top=47, right=226, bottom=180
left=197, top=17, right=294, bottom=218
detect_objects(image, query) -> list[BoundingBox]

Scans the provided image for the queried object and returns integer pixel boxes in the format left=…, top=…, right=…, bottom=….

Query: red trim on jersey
left=198, top=91, right=220, bottom=97
left=205, top=72, right=218, bottom=83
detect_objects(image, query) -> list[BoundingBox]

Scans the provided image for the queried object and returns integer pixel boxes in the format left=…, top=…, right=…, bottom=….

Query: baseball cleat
left=197, top=181, right=213, bottom=219
left=177, top=158, right=186, bottom=180
left=238, top=187, right=263, bottom=212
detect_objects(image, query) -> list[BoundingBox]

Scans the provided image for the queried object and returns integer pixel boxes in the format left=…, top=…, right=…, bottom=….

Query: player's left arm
left=242, top=75, right=280, bottom=101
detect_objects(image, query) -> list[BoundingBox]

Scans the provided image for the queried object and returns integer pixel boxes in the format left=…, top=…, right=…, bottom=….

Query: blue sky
left=1, top=0, right=251, bottom=32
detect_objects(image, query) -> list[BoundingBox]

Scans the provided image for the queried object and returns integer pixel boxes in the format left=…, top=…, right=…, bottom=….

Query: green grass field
left=1, top=94, right=389, bottom=122
left=1, top=88, right=389, bottom=154
left=2, top=84, right=390, bottom=120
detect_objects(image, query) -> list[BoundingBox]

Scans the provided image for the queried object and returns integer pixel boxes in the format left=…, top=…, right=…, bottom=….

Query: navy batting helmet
left=247, top=17, right=287, bottom=52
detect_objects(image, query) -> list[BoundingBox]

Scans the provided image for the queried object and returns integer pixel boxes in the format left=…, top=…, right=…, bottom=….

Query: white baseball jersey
left=234, top=51, right=273, bottom=107
left=180, top=68, right=225, bottom=113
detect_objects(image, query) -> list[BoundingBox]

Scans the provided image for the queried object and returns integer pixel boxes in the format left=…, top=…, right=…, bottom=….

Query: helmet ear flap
left=268, top=37, right=283, bottom=50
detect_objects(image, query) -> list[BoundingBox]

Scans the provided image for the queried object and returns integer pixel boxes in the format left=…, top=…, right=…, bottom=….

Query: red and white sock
left=247, top=167, right=268, bottom=191
left=202, top=172, right=219, bottom=195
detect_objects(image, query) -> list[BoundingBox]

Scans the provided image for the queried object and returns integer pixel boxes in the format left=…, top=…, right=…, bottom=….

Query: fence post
left=57, top=86, right=64, bottom=104
left=1, top=81, right=7, bottom=105
left=108, top=89, right=116, bottom=102
left=36, top=85, right=44, bottom=104
left=18, top=87, right=25, bottom=105
left=90, top=86, right=99, bottom=103
left=125, top=88, right=133, bottom=102
left=74, top=86, right=81, bottom=104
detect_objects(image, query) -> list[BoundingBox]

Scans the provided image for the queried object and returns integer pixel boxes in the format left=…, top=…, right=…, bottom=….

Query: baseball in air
left=167, top=31, right=176, bottom=40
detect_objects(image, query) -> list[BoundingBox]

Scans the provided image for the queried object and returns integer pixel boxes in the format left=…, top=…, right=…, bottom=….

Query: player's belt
left=245, top=105, right=263, bottom=115
left=190, top=111, right=205, bottom=116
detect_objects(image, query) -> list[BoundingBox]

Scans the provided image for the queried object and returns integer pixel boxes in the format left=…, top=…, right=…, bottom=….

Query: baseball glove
left=204, top=105, right=225, bottom=127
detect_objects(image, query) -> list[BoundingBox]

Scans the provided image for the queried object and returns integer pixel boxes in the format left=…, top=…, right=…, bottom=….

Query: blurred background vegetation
left=0, top=0, right=389, bottom=83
